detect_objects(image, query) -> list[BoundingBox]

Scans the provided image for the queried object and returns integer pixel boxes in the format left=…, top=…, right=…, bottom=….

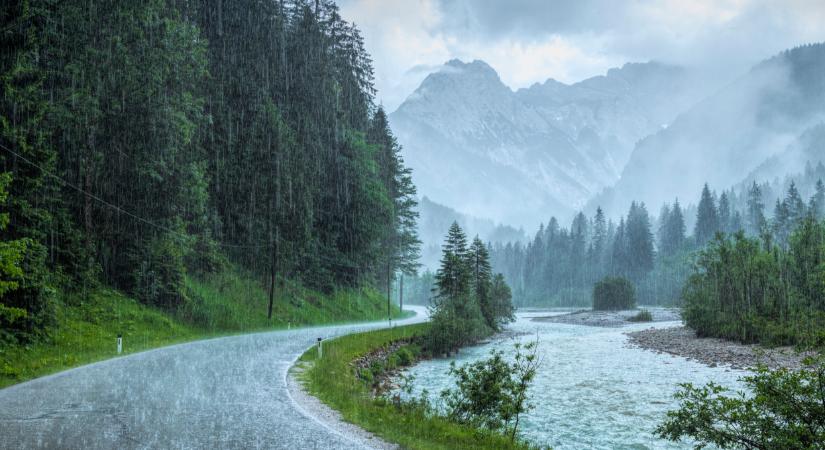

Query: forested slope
left=0, top=0, right=418, bottom=349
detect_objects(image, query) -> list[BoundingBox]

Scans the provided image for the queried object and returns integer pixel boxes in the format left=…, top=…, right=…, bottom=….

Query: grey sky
left=338, top=0, right=825, bottom=112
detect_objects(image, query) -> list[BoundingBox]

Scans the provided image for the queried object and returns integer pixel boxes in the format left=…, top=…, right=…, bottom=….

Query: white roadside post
left=317, top=337, right=323, bottom=358
left=117, top=334, right=123, bottom=354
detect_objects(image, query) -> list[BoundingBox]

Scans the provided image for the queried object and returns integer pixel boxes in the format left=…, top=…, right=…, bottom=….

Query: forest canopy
left=0, top=0, right=419, bottom=342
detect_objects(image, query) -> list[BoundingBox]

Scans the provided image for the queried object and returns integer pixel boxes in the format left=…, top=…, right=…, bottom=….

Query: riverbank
left=625, top=326, right=812, bottom=370
left=0, top=268, right=408, bottom=389
left=294, top=324, right=534, bottom=450
left=532, top=308, right=681, bottom=327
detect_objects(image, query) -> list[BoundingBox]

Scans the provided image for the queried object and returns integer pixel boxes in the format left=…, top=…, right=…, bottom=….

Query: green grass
left=0, top=268, right=407, bottom=389
left=297, top=324, right=535, bottom=450
left=627, top=309, right=653, bottom=322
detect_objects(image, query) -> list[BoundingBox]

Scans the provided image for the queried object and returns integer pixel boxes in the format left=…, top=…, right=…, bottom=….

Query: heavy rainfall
left=1, top=1, right=825, bottom=449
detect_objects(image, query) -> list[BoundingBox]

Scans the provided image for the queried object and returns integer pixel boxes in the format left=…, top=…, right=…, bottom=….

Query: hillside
left=592, top=44, right=825, bottom=216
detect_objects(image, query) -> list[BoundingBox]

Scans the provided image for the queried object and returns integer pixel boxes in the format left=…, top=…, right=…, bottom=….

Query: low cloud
left=339, top=0, right=825, bottom=111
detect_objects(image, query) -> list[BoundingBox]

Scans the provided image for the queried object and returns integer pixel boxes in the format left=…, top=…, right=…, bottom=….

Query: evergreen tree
left=694, top=184, right=720, bottom=246
left=718, top=192, right=732, bottom=234
left=746, top=182, right=767, bottom=236
left=810, top=179, right=825, bottom=219
left=468, top=237, right=495, bottom=330
left=435, top=222, right=471, bottom=300
left=773, top=199, right=791, bottom=248
left=625, top=202, right=655, bottom=280
left=785, top=181, right=806, bottom=226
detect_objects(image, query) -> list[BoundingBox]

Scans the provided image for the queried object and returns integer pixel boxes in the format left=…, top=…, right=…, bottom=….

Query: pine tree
left=626, top=202, right=655, bottom=280
left=695, top=184, right=720, bottom=246
left=810, top=179, right=825, bottom=219
left=785, top=181, right=806, bottom=226
left=746, top=182, right=767, bottom=236
left=589, top=207, right=607, bottom=276
left=435, top=222, right=471, bottom=300
left=773, top=199, right=791, bottom=248
left=468, top=237, right=495, bottom=329
left=660, top=199, right=686, bottom=256
left=718, top=192, right=732, bottom=234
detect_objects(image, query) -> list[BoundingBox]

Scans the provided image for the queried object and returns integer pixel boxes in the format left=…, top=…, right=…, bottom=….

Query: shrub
left=440, top=342, right=540, bottom=442
left=627, top=309, right=653, bottom=322
left=593, top=276, right=636, bottom=310
left=657, top=357, right=825, bottom=448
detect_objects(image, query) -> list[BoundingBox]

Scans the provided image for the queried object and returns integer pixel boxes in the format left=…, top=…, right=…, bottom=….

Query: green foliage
left=682, top=219, right=825, bottom=347
left=627, top=309, right=653, bottom=322
left=427, top=223, right=513, bottom=354
left=440, top=342, right=540, bottom=442
left=0, top=267, right=407, bottom=388
left=592, top=277, right=636, bottom=311
left=0, top=172, right=54, bottom=343
left=657, top=358, right=825, bottom=449
left=0, top=0, right=421, bottom=344
left=299, top=324, right=534, bottom=450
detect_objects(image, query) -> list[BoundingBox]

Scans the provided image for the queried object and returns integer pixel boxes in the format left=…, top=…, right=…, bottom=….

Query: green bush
left=593, top=276, right=636, bottom=310
left=658, top=358, right=825, bottom=448
left=627, top=309, right=653, bottom=322
left=441, top=342, right=540, bottom=442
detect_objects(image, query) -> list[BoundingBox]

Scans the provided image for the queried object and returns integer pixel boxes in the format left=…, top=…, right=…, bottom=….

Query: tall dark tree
left=694, top=184, right=720, bottom=246
left=468, top=237, right=495, bottom=329
left=810, top=179, right=825, bottom=219
left=746, top=182, right=767, bottom=236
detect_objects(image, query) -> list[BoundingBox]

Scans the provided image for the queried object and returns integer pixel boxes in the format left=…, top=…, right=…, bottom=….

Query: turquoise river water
left=397, top=311, right=749, bottom=449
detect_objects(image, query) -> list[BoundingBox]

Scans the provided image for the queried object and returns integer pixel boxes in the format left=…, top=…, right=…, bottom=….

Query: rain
left=1, top=1, right=825, bottom=449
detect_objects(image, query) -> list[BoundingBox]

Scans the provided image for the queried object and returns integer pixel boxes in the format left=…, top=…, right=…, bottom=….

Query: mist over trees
left=489, top=165, right=825, bottom=307
left=0, top=0, right=419, bottom=343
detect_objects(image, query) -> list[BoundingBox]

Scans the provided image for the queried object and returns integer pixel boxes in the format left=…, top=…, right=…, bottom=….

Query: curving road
left=0, top=307, right=427, bottom=449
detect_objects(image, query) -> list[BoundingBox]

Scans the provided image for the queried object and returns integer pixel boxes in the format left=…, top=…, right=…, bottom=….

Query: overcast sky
left=338, top=0, right=825, bottom=112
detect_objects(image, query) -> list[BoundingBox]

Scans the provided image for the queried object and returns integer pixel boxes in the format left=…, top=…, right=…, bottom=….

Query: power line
left=1, top=141, right=379, bottom=270
left=0, top=141, right=269, bottom=250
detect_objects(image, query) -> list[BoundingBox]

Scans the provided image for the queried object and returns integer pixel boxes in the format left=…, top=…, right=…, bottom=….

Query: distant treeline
left=488, top=165, right=825, bottom=306
left=0, top=0, right=419, bottom=343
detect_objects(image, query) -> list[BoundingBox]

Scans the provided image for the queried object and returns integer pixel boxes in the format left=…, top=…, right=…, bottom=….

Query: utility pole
left=387, top=259, right=391, bottom=325
left=267, top=242, right=276, bottom=320
left=399, top=274, right=403, bottom=312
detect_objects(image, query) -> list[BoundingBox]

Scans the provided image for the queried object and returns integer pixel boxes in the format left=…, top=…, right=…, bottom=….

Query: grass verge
left=296, top=324, right=533, bottom=450
left=0, top=268, right=407, bottom=389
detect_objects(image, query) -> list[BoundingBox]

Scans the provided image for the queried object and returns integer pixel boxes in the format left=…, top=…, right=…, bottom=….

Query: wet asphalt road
left=0, top=307, right=426, bottom=449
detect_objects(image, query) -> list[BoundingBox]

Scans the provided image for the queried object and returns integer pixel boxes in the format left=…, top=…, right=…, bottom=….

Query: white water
left=398, top=311, right=748, bottom=449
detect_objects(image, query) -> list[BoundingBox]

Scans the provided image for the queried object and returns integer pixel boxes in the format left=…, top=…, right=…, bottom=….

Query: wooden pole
left=267, top=243, right=275, bottom=320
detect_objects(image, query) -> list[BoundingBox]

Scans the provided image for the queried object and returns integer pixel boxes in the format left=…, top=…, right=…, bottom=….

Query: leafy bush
left=440, top=342, right=540, bottom=442
left=658, top=358, right=825, bottom=448
left=627, top=309, right=653, bottom=322
left=683, top=222, right=825, bottom=347
left=593, top=276, right=636, bottom=310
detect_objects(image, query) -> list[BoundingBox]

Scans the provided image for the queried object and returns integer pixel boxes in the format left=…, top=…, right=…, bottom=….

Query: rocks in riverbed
left=532, top=308, right=681, bottom=327
left=625, top=326, right=812, bottom=370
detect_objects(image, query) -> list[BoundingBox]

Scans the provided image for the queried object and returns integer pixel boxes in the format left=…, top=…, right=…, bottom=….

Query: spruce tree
left=694, top=184, right=720, bottom=246
left=746, top=182, right=767, bottom=236
left=468, top=237, right=495, bottom=329
left=810, top=179, right=825, bottom=219
left=718, top=192, right=732, bottom=234
left=435, top=222, right=471, bottom=300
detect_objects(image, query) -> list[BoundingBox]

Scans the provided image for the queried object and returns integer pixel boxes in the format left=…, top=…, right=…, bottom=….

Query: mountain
left=390, top=59, right=703, bottom=227
left=592, top=44, right=825, bottom=216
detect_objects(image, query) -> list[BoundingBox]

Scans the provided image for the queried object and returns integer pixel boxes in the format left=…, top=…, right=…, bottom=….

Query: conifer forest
left=2, top=1, right=825, bottom=449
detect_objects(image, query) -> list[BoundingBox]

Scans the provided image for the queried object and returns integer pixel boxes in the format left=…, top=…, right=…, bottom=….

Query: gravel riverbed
left=532, top=308, right=681, bottom=327
left=625, top=326, right=812, bottom=370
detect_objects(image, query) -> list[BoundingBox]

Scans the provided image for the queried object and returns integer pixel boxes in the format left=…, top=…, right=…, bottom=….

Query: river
left=396, top=310, right=748, bottom=449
